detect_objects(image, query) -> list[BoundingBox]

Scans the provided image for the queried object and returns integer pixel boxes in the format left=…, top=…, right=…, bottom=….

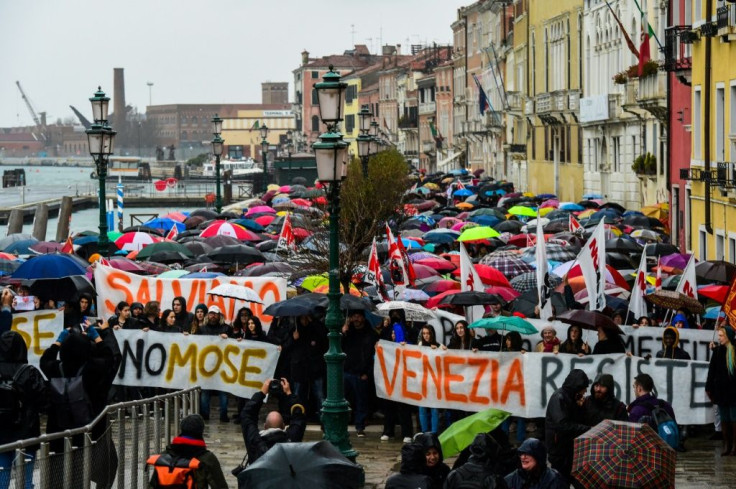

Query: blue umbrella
left=144, top=217, right=185, bottom=233
left=484, top=189, right=506, bottom=196
left=704, top=306, right=725, bottom=320
left=537, top=193, right=557, bottom=200
left=454, top=188, right=474, bottom=197
left=623, top=210, right=645, bottom=217
left=583, top=193, right=604, bottom=200
left=468, top=215, right=502, bottom=227
left=413, top=215, right=436, bottom=226
left=449, top=169, right=469, bottom=175
left=423, top=233, right=457, bottom=245
left=400, top=238, right=421, bottom=249
left=4, top=239, right=39, bottom=255
left=560, top=202, right=585, bottom=212
left=184, top=272, right=226, bottom=279
left=12, top=253, right=88, bottom=279
left=232, top=219, right=265, bottom=232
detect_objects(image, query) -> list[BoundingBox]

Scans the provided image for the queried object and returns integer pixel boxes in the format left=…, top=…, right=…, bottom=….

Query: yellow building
left=526, top=0, right=584, bottom=202
left=221, top=106, right=294, bottom=161
left=685, top=2, right=736, bottom=262
left=342, top=74, right=363, bottom=158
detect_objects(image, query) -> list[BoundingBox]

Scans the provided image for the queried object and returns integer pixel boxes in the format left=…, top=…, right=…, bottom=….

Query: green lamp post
left=211, top=114, right=224, bottom=213
left=357, top=105, right=373, bottom=175
left=312, top=65, right=358, bottom=460
left=260, top=124, right=269, bottom=193
left=86, top=87, right=116, bottom=258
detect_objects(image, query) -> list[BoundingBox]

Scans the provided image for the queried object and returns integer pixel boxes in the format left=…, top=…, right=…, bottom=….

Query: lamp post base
left=321, top=401, right=358, bottom=460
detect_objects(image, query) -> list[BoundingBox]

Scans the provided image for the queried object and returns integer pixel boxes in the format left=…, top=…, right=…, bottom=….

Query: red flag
left=456, top=181, right=466, bottom=191
left=605, top=1, right=639, bottom=58
left=61, top=235, right=74, bottom=254
left=638, top=12, right=651, bottom=76
left=367, top=238, right=389, bottom=301
left=396, top=233, right=417, bottom=287
left=165, top=224, right=179, bottom=241
left=655, top=256, right=662, bottom=291
left=277, top=213, right=296, bottom=252
left=569, top=215, right=582, bottom=234
left=386, top=225, right=411, bottom=288
left=723, top=278, right=736, bottom=327
left=98, top=257, right=110, bottom=266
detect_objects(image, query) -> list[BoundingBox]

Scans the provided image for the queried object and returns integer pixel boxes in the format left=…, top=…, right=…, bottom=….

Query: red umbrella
left=411, top=264, right=440, bottom=279
left=108, top=257, right=148, bottom=274
left=425, top=290, right=461, bottom=309
left=421, top=279, right=461, bottom=295
left=484, top=285, right=521, bottom=302
left=254, top=215, right=276, bottom=226
left=567, top=264, right=630, bottom=290
left=452, top=264, right=511, bottom=287
left=699, top=284, right=729, bottom=304
left=292, top=228, right=313, bottom=240
left=0, top=252, right=18, bottom=261
left=440, top=253, right=461, bottom=268
left=415, top=257, right=457, bottom=273
left=199, top=221, right=261, bottom=241
left=162, top=211, right=188, bottom=222
left=291, top=198, right=312, bottom=207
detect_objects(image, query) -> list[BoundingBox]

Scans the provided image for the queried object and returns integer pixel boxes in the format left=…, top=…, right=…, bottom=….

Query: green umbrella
left=457, top=226, right=501, bottom=242
left=439, top=407, right=510, bottom=458
left=157, top=270, right=190, bottom=278
left=469, top=315, right=538, bottom=335
left=107, top=231, right=123, bottom=242
left=136, top=241, right=194, bottom=259
left=507, top=205, right=538, bottom=218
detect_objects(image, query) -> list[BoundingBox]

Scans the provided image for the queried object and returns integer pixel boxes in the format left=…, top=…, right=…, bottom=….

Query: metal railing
left=0, top=387, right=200, bottom=489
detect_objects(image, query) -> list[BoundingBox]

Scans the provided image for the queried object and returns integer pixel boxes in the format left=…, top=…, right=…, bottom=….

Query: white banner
left=10, top=310, right=64, bottom=367
left=94, top=265, right=287, bottom=325
left=113, top=330, right=279, bottom=398
left=374, top=340, right=713, bottom=425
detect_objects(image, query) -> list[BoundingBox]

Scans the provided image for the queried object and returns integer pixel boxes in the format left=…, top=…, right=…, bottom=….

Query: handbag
left=231, top=453, right=248, bottom=476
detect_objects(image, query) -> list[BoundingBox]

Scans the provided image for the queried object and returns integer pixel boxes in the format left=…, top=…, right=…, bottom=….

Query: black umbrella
left=147, top=251, right=191, bottom=264
left=543, top=220, right=569, bottom=234
left=263, top=295, right=328, bottom=317
left=605, top=238, right=642, bottom=253
left=182, top=241, right=214, bottom=256
left=203, top=235, right=241, bottom=248
left=557, top=309, right=624, bottom=333
left=493, top=220, right=524, bottom=233
left=238, top=262, right=294, bottom=277
left=577, top=200, right=600, bottom=209
left=605, top=252, right=636, bottom=270
left=238, top=441, right=363, bottom=489
left=623, top=215, right=660, bottom=228
left=189, top=209, right=219, bottom=219
left=121, top=225, right=164, bottom=236
left=207, top=245, right=266, bottom=265
left=510, top=289, right=567, bottom=317
left=28, top=275, right=95, bottom=302
left=695, top=260, right=736, bottom=284
left=644, top=243, right=680, bottom=257
left=439, top=290, right=502, bottom=306
left=256, top=240, right=279, bottom=252
left=340, top=294, right=376, bottom=312
left=599, top=202, right=626, bottom=213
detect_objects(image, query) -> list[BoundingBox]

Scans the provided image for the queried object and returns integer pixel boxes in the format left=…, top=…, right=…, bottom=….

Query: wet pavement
left=202, top=412, right=736, bottom=489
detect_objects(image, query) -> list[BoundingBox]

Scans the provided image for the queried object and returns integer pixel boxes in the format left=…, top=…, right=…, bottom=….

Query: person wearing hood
left=655, top=327, right=691, bottom=360
left=444, top=433, right=506, bottom=489
left=189, top=303, right=208, bottom=334
left=591, top=326, right=626, bottom=355
left=0, top=331, right=47, bottom=489
left=504, top=438, right=566, bottom=489
left=171, top=296, right=194, bottom=332
left=544, top=369, right=591, bottom=484
left=581, top=373, right=628, bottom=426
left=41, top=328, right=118, bottom=489
left=386, top=432, right=449, bottom=489
left=150, top=414, right=227, bottom=489
left=240, top=378, right=306, bottom=465
left=671, top=312, right=691, bottom=329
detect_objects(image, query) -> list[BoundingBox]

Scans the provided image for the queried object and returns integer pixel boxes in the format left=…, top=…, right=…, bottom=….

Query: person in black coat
left=196, top=306, right=231, bottom=421
left=591, top=326, right=626, bottom=355
left=266, top=316, right=293, bottom=380
left=386, top=432, right=450, bottom=489
left=286, top=314, right=327, bottom=416
left=342, top=310, right=378, bottom=436
left=655, top=327, right=691, bottom=360
left=40, top=329, right=118, bottom=489
left=706, top=326, right=736, bottom=456
left=240, top=378, right=306, bottom=465
left=444, top=433, right=507, bottom=489
left=504, top=438, right=566, bottom=489
left=0, top=331, right=47, bottom=489
left=544, top=369, right=590, bottom=485
left=581, top=373, right=628, bottom=426
left=171, top=296, right=194, bottom=332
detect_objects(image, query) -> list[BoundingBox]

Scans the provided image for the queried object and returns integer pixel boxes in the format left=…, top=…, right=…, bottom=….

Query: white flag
left=676, top=255, right=698, bottom=300
left=459, top=242, right=485, bottom=322
left=629, top=252, right=649, bottom=320
left=576, top=220, right=607, bottom=311
left=536, top=216, right=554, bottom=320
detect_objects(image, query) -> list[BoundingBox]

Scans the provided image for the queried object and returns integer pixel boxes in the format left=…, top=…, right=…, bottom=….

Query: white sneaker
left=380, top=435, right=390, bottom=441
left=402, top=437, right=412, bottom=444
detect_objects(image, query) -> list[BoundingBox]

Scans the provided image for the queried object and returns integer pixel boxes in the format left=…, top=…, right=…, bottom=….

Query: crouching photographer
left=239, top=378, right=307, bottom=468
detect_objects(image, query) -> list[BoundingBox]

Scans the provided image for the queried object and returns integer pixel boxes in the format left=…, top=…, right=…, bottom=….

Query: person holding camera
left=240, top=378, right=306, bottom=465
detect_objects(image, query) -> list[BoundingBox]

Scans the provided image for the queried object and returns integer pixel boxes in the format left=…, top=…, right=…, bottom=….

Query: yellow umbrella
left=539, top=207, right=554, bottom=217
left=578, top=209, right=596, bottom=219
left=423, top=182, right=439, bottom=190
left=267, top=184, right=281, bottom=192
left=456, top=202, right=474, bottom=210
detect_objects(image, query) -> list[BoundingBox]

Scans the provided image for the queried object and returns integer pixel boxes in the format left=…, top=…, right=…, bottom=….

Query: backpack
left=147, top=453, right=201, bottom=489
left=0, top=364, right=31, bottom=427
left=447, top=464, right=507, bottom=489
left=642, top=400, right=679, bottom=450
left=48, top=364, right=93, bottom=430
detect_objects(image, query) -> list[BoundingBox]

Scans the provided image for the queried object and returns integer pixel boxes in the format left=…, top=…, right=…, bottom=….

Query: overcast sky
left=0, top=0, right=468, bottom=128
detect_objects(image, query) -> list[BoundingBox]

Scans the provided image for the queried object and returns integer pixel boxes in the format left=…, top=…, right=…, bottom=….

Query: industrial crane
left=15, top=80, right=47, bottom=141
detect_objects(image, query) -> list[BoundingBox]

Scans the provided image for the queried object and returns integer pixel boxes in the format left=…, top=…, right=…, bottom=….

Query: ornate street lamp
left=260, top=124, right=269, bottom=192
left=211, top=114, right=224, bottom=213
left=312, top=65, right=357, bottom=460
left=86, top=87, right=116, bottom=257
left=356, top=105, right=373, bottom=175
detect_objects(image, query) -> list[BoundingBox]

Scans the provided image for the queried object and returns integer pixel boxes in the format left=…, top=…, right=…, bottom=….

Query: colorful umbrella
left=438, top=408, right=510, bottom=458
left=114, top=232, right=163, bottom=252
left=645, top=289, right=704, bottom=314
left=507, top=205, right=537, bottom=218
left=469, top=315, right=539, bottom=334
left=245, top=205, right=277, bottom=216
left=572, top=420, right=675, bottom=489
left=452, top=264, right=511, bottom=287
left=414, top=257, right=457, bottom=273
left=484, top=285, right=521, bottom=302
left=200, top=220, right=261, bottom=241
left=457, top=226, right=501, bottom=242
left=479, top=255, right=535, bottom=279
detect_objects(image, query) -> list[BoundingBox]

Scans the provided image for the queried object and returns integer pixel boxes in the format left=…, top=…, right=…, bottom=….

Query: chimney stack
left=113, top=68, right=126, bottom=127
left=301, top=50, right=310, bottom=66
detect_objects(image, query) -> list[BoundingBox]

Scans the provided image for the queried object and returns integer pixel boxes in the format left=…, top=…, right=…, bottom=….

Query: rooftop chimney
left=113, top=68, right=126, bottom=126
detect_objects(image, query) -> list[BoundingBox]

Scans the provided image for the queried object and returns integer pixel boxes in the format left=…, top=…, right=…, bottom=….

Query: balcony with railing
left=507, top=91, right=522, bottom=112
left=536, top=93, right=552, bottom=113
left=717, top=3, right=736, bottom=39
left=422, top=141, right=436, bottom=154
left=418, top=101, right=436, bottom=116
left=524, top=99, right=534, bottom=115
left=664, top=25, right=694, bottom=72
left=637, top=69, right=667, bottom=121
left=552, top=91, right=567, bottom=112
left=398, top=114, right=418, bottom=129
